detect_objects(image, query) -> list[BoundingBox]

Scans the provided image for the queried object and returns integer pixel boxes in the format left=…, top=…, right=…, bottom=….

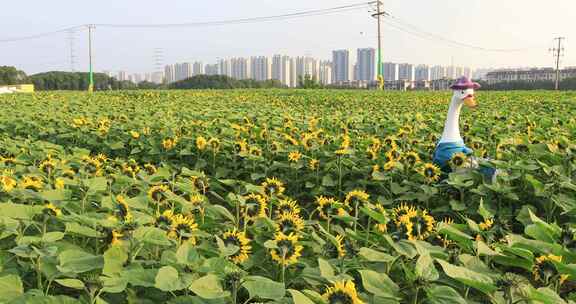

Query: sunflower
left=122, top=160, right=141, bottom=178
left=148, top=184, right=170, bottom=203
left=39, top=159, right=57, bottom=175
left=344, top=190, right=369, bottom=207
left=243, top=193, right=267, bottom=222
left=261, top=177, right=285, bottom=197
left=391, top=203, right=417, bottom=226
left=334, top=235, right=347, bottom=259
left=275, top=212, right=305, bottom=234
left=110, top=230, right=124, bottom=246
left=144, top=163, right=157, bottom=175
left=403, top=151, right=421, bottom=167
left=20, top=175, right=43, bottom=191
left=169, top=214, right=198, bottom=244
left=0, top=155, right=16, bottom=166
left=288, top=151, right=302, bottom=163
left=398, top=209, right=436, bottom=241
left=155, top=210, right=175, bottom=231
left=308, top=159, right=320, bottom=170
left=43, top=202, right=62, bottom=217
left=190, top=173, right=210, bottom=193
left=383, top=160, right=396, bottom=171
left=270, top=141, right=282, bottom=153
left=383, top=135, right=398, bottom=148
left=0, top=170, right=16, bottom=192
left=234, top=139, right=248, bottom=154
left=162, top=137, right=178, bottom=150
left=366, top=148, right=378, bottom=160
left=275, top=198, right=301, bottom=216
left=83, top=157, right=101, bottom=175
left=54, top=178, right=65, bottom=190
left=130, top=130, right=140, bottom=139
left=532, top=254, right=567, bottom=285
left=322, top=280, right=364, bottom=304
left=373, top=204, right=389, bottom=233
left=316, top=196, right=338, bottom=220
left=269, top=232, right=303, bottom=266
left=196, top=136, right=207, bottom=151
left=189, top=193, right=205, bottom=206
left=369, top=137, right=382, bottom=152
left=450, top=152, right=467, bottom=169
left=385, top=149, right=401, bottom=162
left=115, top=195, right=133, bottom=222
left=284, top=134, right=299, bottom=146
left=222, top=229, right=252, bottom=264
left=420, top=163, right=441, bottom=183
left=207, top=137, right=221, bottom=152
left=479, top=218, right=494, bottom=231
left=301, top=133, right=316, bottom=150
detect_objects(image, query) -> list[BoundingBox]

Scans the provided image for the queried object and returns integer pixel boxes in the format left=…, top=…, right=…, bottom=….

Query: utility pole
left=88, top=24, right=95, bottom=92
left=67, top=29, right=76, bottom=72
left=550, top=37, right=565, bottom=90
left=371, top=1, right=385, bottom=90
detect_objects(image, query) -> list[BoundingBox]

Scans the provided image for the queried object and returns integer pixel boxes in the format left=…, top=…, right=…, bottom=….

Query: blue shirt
left=432, top=140, right=473, bottom=172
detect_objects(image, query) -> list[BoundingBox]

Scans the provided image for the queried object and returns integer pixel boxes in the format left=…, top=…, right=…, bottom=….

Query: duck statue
left=432, top=76, right=498, bottom=181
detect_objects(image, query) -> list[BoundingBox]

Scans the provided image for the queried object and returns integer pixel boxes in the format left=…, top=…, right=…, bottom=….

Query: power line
left=92, top=2, right=375, bottom=28
left=550, top=37, right=565, bottom=90
left=0, top=25, right=85, bottom=43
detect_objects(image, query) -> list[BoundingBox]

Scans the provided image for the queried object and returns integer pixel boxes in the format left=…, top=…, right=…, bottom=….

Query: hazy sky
left=1, top=0, right=574, bottom=74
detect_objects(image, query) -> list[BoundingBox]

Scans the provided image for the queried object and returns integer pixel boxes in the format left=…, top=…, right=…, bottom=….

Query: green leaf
left=242, top=276, right=286, bottom=301
left=358, top=269, right=399, bottom=298
left=358, top=247, right=395, bottom=263
left=0, top=203, right=43, bottom=220
left=436, top=259, right=497, bottom=295
left=103, top=245, right=128, bottom=276
left=65, top=222, right=102, bottom=238
left=383, top=235, right=417, bottom=258
left=58, top=250, right=104, bottom=274
left=176, top=242, right=201, bottom=266
left=155, top=266, right=182, bottom=292
left=525, top=210, right=561, bottom=243
left=42, top=231, right=64, bottom=243
left=100, top=275, right=128, bottom=293
left=85, top=177, right=108, bottom=194
left=0, top=274, right=23, bottom=301
left=477, top=198, right=494, bottom=220
left=133, top=226, right=172, bottom=246
left=318, top=258, right=335, bottom=281
left=122, top=267, right=157, bottom=287
left=40, top=189, right=69, bottom=201
left=321, top=175, right=336, bottom=187
left=55, top=278, right=85, bottom=290
left=188, top=274, right=229, bottom=299
left=425, top=285, right=467, bottom=304
left=360, top=206, right=388, bottom=224
left=288, top=289, right=315, bottom=304
left=416, top=254, right=439, bottom=281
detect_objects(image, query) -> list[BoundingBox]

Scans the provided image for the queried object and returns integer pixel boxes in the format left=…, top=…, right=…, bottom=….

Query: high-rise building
left=291, top=56, right=319, bottom=87
left=192, top=62, right=204, bottom=76
left=230, top=57, right=251, bottom=80
left=272, top=55, right=291, bottom=87
left=117, top=71, right=128, bottom=82
left=205, top=64, right=219, bottom=76
left=250, top=56, right=272, bottom=81
left=218, top=59, right=232, bottom=77
left=332, top=49, right=353, bottom=83
left=463, top=67, right=473, bottom=79
left=430, top=65, right=446, bottom=80
left=318, top=61, right=332, bottom=85
left=398, top=64, right=414, bottom=81
left=383, top=62, right=397, bottom=81
left=445, top=66, right=457, bottom=79
left=152, top=72, right=164, bottom=84
left=356, top=48, right=376, bottom=81
left=164, top=65, right=176, bottom=83
left=414, top=64, right=430, bottom=81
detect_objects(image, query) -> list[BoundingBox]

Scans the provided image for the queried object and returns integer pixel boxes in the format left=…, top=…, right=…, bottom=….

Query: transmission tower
left=67, top=29, right=77, bottom=72
left=550, top=37, right=565, bottom=90
left=154, top=48, right=164, bottom=83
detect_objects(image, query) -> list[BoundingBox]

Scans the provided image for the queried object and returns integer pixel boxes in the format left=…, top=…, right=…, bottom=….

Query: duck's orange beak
left=463, top=94, right=477, bottom=108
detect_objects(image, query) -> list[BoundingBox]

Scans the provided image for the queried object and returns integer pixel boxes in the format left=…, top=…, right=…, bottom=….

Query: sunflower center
left=328, top=291, right=354, bottom=304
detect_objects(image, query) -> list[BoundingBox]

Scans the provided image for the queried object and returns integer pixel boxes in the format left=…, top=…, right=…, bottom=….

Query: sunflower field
left=0, top=90, right=575, bottom=304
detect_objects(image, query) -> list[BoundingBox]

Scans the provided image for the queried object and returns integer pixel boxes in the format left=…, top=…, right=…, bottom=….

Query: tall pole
left=551, top=37, right=565, bottom=91
left=373, top=0, right=384, bottom=90
left=88, top=24, right=94, bottom=92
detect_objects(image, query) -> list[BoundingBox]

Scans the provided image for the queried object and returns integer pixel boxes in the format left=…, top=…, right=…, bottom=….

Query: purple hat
left=450, top=76, right=480, bottom=90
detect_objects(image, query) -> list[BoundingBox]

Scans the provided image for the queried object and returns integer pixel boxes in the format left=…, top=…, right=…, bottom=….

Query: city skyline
left=1, top=0, right=574, bottom=75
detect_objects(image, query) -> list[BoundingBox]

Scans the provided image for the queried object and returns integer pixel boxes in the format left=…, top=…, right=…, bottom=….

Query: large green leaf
left=133, top=226, right=172, bottom=246
left=57, top=250, right=104, bottom=274
left=188, top=274, right=229, bottom=299
left=318, top=258, right=335, bottom=281
left=358, top=269, right=399, bottom=299
left=242, top=276, right=285, bottom=301
left=425, top=285, right=467, bottom=304
left=0, top=274, right=23, bottom=301
left=65, top=222, right=102, bottom=238
left=154, top=266, right=189, bottom=292
left=54, top=278, right=85, bottom=290
left=0, top=203, right=43, bottom=220
left=415, top=253, right=439, bottom=281
left=358, top=247, right=395, bottom=263
left=436, top=260, right=497, bottom=295
left=288, top=289, right=315, bottom=304
left=103, top=245, right=128, bottom=276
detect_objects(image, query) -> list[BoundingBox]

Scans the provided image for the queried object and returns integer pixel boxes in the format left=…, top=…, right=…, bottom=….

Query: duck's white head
left=451, top=88, right=477, bottom=109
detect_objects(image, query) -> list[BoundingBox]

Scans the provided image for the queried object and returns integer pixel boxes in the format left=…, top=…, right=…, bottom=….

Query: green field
left=0, top=90, right=575, bottom=303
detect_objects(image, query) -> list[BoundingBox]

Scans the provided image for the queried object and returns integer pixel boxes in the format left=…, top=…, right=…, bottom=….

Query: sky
left=0, top=0, right=574, bottom=74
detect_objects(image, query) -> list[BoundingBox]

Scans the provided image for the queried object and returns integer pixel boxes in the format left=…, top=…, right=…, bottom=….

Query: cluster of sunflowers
left=0, top=90, right=575, bottom=303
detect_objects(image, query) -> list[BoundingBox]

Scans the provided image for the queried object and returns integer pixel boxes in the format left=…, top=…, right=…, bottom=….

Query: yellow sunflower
left=222, top=229, right=252, bottom=264
left=168, top=214, right=198, bottom=244
left=155, top=210, right=175, bottom=231
left=391, top=203, right=417, bottom=226
left=275, top=198, right=301, bottom=216
left=373, top=204, right=389, bottom=233
left=334, top=235, right=347, bottom=259
left=0, top=170, right=17, bottom=192
left=344, top=190, right=369, bottom=207
left=20, top=175, right=43, bottom=191
left=115, top=195, right=133, bottom=222
left=275, top=212, right=305, bottom=234
left=130, top=130, right=140, bottom=139
left=322, top=280, right=364, bottom=304
left=162, top=137, right=178, bottom=150
left=261, top=177, right=285, bottom=197
left=479, top=218, right=494, bottom=231
left=269, top=232, right=303, bottom=266
left=308, top=159, right=320, bottom=170
left=403, top=151, right=421, bottom=167
left=148, top=184, right=170, bottom=203
left=196, top=136, right=207, bottom=151
left=39, top=158, right=57, bottom=175
left=316, top=196, right=338, bottom=220
left=532, top=254, right=567, bottom=285
left=110, top=230, right=124, bottom=246
left=420, top=163, right=441, bottom=183
left=243, top=193, right=268, bottom=222
left=208, top=137, right=221, bottom=152
left=43, top=202, right=62, bottom=217
left=450, top=152, right=467, bottom=169
left=288, top=151, right=302, bottom=163
left=144, top=163, right=157, bottom=175
left=398, top=209, right=436, bottom=241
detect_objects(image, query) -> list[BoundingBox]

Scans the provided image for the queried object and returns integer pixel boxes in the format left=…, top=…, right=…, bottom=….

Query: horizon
left=1, top=0, right=573, bottom=75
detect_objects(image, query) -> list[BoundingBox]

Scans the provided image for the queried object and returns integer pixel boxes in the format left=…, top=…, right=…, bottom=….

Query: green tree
left=0, top=66, right=28, bottom=85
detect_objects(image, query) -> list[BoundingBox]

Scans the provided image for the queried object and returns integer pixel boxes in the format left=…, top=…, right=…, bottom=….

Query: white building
left=193, top=62, right=204, bottom=76
left=332, top=49, right=353, bottom=83
left=205, top=64, right=219, bottom=76
left=318, top=61, right=332, bottom=85
left=414, top=64, right=430, bottom=81
left=398, top=63, right=414, bottom=81
left=272, top=55, right=291, bottom=87
left=230, top=57, right=251, bottom=80
left=164, top=65, right=176, bottom=83
left=152, top=72, right=164, bottom=84
left=117, top=71, right=128, bottom=82
left=218, top=59, right=232, bottom=78
left=356, top=48, right=376, bottom=82
left=383, top=62, right=397, bottom=81
left=430, top=66, right=446, bottom=80
left=250, top=56, right=272, bottom=81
